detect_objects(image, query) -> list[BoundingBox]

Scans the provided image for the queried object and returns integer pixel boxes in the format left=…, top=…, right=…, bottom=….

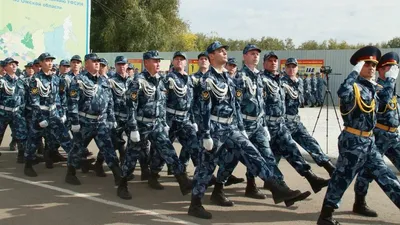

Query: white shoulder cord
left=282, top=83, right=299, bottom=99
left=77, top=80, right=98, bottom=97
left=138, top=78, right=156, bottom=97
left=1, top=79, right=16, bottom=95
left=206, top=78, right=228, bottom=100
left=109, top=79, right=126, bottom=97
left=168, top=77, right=187, bottom=97
left=262, top=77, right=279, bottom=94
left=35, top=78, right=51, bottom=97
left=243, top=75, right=256, bottom=96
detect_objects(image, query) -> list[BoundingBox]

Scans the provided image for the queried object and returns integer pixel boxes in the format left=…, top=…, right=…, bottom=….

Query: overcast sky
left=179, top=0, right=400, bottom=46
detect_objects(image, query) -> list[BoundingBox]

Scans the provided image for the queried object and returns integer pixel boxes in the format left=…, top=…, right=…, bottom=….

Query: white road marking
left=0, top=173, right=199, bottom=225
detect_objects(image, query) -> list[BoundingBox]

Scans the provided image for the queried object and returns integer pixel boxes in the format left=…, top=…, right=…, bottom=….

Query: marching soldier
left=310, top=73, right=317, bottom=107
left=99, top=58, right=109, bottom=78
left=317, top=46, right=400, bottom=225
left=0, top=58, right=27, bottom=161
left=68, top=53, right=123, bottom=186
left=353, top=51, right=400, bottom=217
left=23, top=53, right=81, bottom=185
left=261, top=52, right=329, bottom=194
left=316, top=72, right=326, bottom=106
left=282, top=58, right=336, bottom=176
left=225, top=57, right=238, bottom=78
left=214, top=45, right=310, bottom=207
left=117, top=50, right=192, bottom=200
left=188, top=42, right=304, bottom=219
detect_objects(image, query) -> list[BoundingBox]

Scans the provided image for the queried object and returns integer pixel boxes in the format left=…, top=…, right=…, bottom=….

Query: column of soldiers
left=0, top=42, right=399, bottom=225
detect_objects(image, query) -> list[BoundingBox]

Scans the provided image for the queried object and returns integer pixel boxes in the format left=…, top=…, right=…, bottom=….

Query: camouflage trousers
left=0, top=111, right=27, bottom=142
left=316, top=88, right=324, bottom=105
left=25, top=116, right=79, bottom=167
left=354, top=128, right=400, bottom=196
left=192, top=126, right=276, bottom=198
left=304, top=91, right=314, bottom=105
left=268, top=119, right=311, bottom=176
left=121, top=122, right=184, bottom=178
left=285, top=118, right=330, bottom=166
left=73, top=120, right=119, bottom=168
left=216, top=122, right=284, bottom=183
left=323, top=131, right=400, bottom=209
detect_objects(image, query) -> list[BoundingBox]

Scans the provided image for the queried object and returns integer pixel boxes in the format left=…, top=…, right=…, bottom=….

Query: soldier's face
left=70, top=60, right=82, bottom=71
left=198, top=56, right=209, bottom=69
left=285, top=64, right=298, bottom=76
left=100, top=65, right=108, bottom=75
left=263, top=56, right=278, bottom=72
left=33, top=64, right=41, bottom=73
left=173, top=56, right=187, bottom=71
left=59, top=65, right=70, bottom=74
left=377, top=65, right=393, bottom=79
left=144, top=59, right=160, bottom=75
left=5, top=63, right=17, bottom=74
left=116, top=63, right=128, bottom=74
left=243, top=50, right=260, bottom=66
left=225, top=64, right=237, bottom=74
left=25, top=67, right=34, bottom=76
left=209, top=48, right=228, bottom=65
left=40, top=59, right=53, bottom=71
left=359, top=61, right=377, bottom=80
left=85, top=60, right=100, bottom=73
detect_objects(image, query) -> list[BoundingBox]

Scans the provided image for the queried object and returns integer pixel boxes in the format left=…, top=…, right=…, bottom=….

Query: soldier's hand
left=385, top=65, right=399, bottom=80
left=203, top=138, right=213, bottom=151
left=263, top=126, right=271, bottom=141
left=39, top=120, right=49, bottom=128
left=240, top=130, right=248, bottom=139
left=352, top=61, right=365, bottom=74
left=164, top=125, right=170, bottom=134
left=61, top=115, right=67, bottom=123
left=107, top=121, right=117, bottom=129
left=71, top=124, right=80, bottom=133
left=130, top=131, right=140, bottom=142
left=192, top=123, right=198, bottom=132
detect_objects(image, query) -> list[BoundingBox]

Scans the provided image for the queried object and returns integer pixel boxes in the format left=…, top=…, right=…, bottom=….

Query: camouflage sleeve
left=337, top=71, right=358, bottom=104
left=188, top=78, right=195, bottom=124
left=377, top=78, right=396, bottom=104
left=200, top=76, right=212, bottom=138
left=58, top=77, right=67, bottom=118
left=16, top=79, right=26, bottom=117
left=233, top=75, right=244, bottom=131
left=29, top=79, right=45, bottom=123
left=67, top=77, right=80, bottom=125
left=126, top=79, right=139, bottom=131
left=106, top=84, right=116, bottom=123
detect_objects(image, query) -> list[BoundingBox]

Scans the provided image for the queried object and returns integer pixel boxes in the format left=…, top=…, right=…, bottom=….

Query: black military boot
left=140, top=165, right=150, bottom=181
left=304, top=170, right=330, bottom=193
left=321, top=161, right=336, bottom=177
left=16, top=141, right=25, bottom=164
left=81, top=158, right=95, bottom=173
left=148, top=172, right=164, bottom=190
left=210, top=182, right=234, bottom=206
left=110, top=164, right=123, bottom=186
left=267, top=179, right=303, bottom=204
left=65, top=166, right=81, bottom=185
left=317, top=206, right=341, bottom=225
left=352, top=194, right=378, bottom=217
left=278, top=181, right=311, bottom=207
left=44, top=149, right=54, bottom=169
left=51, top=150, right=67, bottom=163
left=24, top=160, right=38, bottom=177
left=225, top=174, right=245, bottom=186
left=167, top=165, right=173, bottom=175
left=207, top=174, right=217, bottom=187
left=245, top=177, right=266, bottom=199
left=175, top=173, right=192, bottom=195
left=188, top=195, right=212, bottom=219
left=117, top=177, right=132, bottom=200
left=9, top=139, right=17, bottom=151
left=94, top=158, right=106, bottom=177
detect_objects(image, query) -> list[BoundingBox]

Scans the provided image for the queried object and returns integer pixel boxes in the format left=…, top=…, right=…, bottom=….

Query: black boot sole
left=117, top=188, right=132, bottom=200
left=210, top=195, right=234, bottom=207
left=65, top=175, right=81, bottom=185
left=188, top=206, right=212, bottom=219
left=352, top=206, right=378, bottom=217
left=273, top=191, right=303, bottom=204
left=245, top=190, right=267, bottom=199
left=284, top=191, right=311, bottom=207
left=24, top=168, right=38, bottom=177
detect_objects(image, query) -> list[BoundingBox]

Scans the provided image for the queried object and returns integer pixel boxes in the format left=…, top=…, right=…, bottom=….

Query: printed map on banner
left=188, top=59, right=199, bottom=75
left=280, top=59, right=324, bottom=75
left=128, top=59, right=142, bottom=72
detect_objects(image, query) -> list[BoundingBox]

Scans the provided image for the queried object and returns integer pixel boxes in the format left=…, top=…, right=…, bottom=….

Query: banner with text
left=280, top=59, right=324, bottom=75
